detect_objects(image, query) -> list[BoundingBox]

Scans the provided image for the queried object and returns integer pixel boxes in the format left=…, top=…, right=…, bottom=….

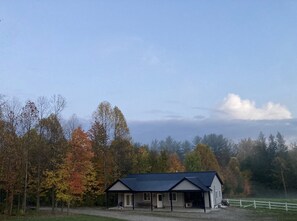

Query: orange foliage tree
left=168, top=153, right=185, bottom=172
left=56, top=128, right=95, bottom=211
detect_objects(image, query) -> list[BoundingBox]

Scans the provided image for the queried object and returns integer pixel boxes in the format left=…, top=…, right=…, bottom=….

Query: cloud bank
left=219, top=93, right=292, bottom=120
left=129, top=119, right=297, bottom=144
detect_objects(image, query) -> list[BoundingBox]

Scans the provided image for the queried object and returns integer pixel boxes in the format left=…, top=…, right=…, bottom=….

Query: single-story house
left=105, top=171, right=223, bottom=212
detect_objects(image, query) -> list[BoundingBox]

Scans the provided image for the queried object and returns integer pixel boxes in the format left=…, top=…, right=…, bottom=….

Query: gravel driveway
left=65, top=207, right=277, bottom=221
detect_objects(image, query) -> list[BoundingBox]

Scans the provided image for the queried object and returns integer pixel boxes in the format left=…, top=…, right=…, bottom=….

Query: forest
left=0, top=94, right=297, bottom=215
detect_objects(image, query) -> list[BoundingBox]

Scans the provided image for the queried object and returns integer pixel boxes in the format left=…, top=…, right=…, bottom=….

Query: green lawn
left=0, top=214, right=124, bottom=221
left=254, top=209, right=297, bottom=221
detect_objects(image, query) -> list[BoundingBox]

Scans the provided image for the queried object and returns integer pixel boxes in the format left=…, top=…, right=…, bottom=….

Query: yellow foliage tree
left=196, top=144, right=221, bottom=173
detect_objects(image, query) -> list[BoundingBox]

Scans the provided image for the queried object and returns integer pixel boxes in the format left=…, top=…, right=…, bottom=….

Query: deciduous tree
left=195, top=134, right=233, bottom=168
left=168, top=153, right=185, bottom=172
left=40, top=114, right=67, bottom=212
left=20, top=101, right=39, bottom=213
left=57, top=128, right=94, bottom=212
left=113, top=106, right=130, bottom=140
left=184, top=151, right=201, bottom=172
left=132, top=145, right=151, bottom=173
left=0, top=120, right=22, bottom=215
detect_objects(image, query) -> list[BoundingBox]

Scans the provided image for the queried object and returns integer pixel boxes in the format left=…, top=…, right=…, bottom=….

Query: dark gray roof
left=107, top=171, right=222, bottom=192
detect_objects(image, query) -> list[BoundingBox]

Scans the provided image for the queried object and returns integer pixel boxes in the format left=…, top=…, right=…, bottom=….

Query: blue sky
left=1, top=1, right=297, bottom=143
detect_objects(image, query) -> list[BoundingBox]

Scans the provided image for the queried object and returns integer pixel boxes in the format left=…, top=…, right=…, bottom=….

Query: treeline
left=147, top=133, right=297, bottom=198
left=0, top=95, right=297, bottom=215
left=0, top=95, right=139, bottom=215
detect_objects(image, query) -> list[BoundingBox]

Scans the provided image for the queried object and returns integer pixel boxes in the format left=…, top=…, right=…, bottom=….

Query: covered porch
left=106, top=190, right=211, bottom=213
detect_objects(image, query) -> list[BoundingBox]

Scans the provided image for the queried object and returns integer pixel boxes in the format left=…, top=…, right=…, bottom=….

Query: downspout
left=214, top=186, right=216, bottom=206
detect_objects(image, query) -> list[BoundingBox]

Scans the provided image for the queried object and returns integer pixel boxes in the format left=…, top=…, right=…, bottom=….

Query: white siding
left=210, top=175, right=222, bottom=208
left=172, top=180, right=200, bottom=191
left=109, top=181, right=130, bottom=191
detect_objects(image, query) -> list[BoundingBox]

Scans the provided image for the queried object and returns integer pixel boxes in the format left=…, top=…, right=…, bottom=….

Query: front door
left=124, top=193, right=133, bottom=207
left=157, top=194, right=163, bottom=208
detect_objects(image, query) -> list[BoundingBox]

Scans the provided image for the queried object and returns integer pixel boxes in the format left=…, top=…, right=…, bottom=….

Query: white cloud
left=219, top=93, right=292, bottom=120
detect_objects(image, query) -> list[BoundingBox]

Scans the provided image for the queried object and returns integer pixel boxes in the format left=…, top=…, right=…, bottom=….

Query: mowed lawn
left=253, top=209, right=297, bottom=221
left=0, top=214, right=124, bottom=221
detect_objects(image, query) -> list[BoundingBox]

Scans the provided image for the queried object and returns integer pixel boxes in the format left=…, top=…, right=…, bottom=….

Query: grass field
left=1, top=206, right=297, bottom=221
left=254, top=209, right=297, bottom=221
left=227, top=197, right=297, bottom=221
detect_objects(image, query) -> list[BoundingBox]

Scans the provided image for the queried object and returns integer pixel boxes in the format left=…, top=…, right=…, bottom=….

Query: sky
left=1, top=1, right=297, bottom=143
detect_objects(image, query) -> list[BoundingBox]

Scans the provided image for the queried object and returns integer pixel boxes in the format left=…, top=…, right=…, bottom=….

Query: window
left=169, top=192, right=177, bottom=202
left=158, top=194, right=162, bottom=201
left=143, top=192, right=151, bottom=201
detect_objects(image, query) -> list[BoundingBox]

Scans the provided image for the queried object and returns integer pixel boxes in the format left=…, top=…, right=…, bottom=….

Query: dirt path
left=64, top=207, right=276, bottom=221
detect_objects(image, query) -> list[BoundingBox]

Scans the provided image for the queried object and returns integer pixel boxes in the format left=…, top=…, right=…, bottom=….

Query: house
left=105, top=171, right=223, bottom=212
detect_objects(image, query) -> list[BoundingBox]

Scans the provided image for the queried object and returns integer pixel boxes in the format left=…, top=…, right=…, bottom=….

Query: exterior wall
left=134, top=192, right=145, bottom=205
left=210, top=175, right=222, bottom=208
left=164, top=192, right=184, bottom=207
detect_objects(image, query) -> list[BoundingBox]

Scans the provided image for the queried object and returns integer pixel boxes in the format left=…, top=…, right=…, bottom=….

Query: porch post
left=150, top=192, right=153, bottom=211
left=208, top=191, right=212, bottom=208
left=170, top=192, right=173, bottom=212
left=202, top=192, right=206, bottom=213
left=132, top=192, right=135, bottom=210
left=106, top=192, right=109, bottom=209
